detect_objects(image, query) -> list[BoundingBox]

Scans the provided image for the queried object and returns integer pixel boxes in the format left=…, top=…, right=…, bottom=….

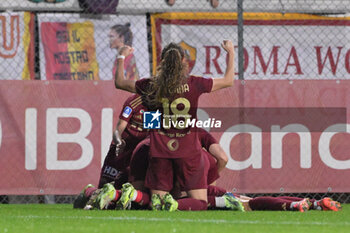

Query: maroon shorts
left=129, top=139, right=150, bottom=182
left=205, top=151, right=220, bottom=184
left=145, top=151, right=209, bottom=192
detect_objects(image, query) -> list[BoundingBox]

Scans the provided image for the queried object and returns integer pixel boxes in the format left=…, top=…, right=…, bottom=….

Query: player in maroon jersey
left=109, top=40, right=236, bottom=211
left=98, top=94, right=148, bottom=189
left=77, top=128, right=230, bottom=210
left=241, top=196, right=341, bottom=212
left=121, top=128, right=245, bottom=211
left=73, top=94, right=148, bottom=209
left=80, top=125, right=341, bottom=212
left=119, top=128, right=235, bottom=210
left=126, top=129, right=228, bottom=193
left=197, top=130, right=340, bottom=212
left=86, top=129, right=230, bottom=210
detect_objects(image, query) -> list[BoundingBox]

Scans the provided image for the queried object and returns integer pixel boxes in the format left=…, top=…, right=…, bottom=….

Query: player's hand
left=113, top=130, right=126, bottom=156
left=221, top=40, right=234, bottom=53
left=118, top=45, right=134, bottom=57
left=115, top=139, right=126, bottom=156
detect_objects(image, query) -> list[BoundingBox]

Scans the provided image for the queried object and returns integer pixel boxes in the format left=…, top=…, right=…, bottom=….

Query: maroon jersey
left=119, top=94, right=148, bottom=141
left=197, top=128, right=218, bottom=151
left=136, top=75, right=213, bottom=158
left=198, top=128, right=220, bottom=184
left=114, top=94, right=148, bottom=170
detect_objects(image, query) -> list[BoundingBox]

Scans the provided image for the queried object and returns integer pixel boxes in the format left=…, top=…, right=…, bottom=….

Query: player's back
left=136, top=75, right=213, bottom=158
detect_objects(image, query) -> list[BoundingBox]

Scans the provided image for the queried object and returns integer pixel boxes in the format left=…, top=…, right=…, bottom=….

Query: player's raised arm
left=211, top=40, right=235, bottom=92
left=114, top=45, right=137, bottom=93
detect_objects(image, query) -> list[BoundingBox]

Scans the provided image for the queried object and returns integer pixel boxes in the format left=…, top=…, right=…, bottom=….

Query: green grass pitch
left=1, top=204, right=349, bottom=233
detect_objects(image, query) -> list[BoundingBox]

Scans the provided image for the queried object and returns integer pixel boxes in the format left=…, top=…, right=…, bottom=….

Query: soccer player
left=123, top=129, right=232, bottom=206
left=93, top=129, right=241, bottom=211
left=98, top=93, right=148, bottom=189
left=240, top=195, right=342, bottom=212
left=111, top=40, right=235, bottom=211
left=73, top=93, right=148, bottom=209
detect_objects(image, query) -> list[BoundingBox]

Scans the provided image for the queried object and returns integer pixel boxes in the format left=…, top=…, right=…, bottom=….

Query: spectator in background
left=166, top=0, right=219, bottom=8
left=109, top=23, right=140, bottom=80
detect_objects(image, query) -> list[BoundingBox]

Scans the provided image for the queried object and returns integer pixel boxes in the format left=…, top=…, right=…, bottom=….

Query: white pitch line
left=9, top=215, right=350, bottom=226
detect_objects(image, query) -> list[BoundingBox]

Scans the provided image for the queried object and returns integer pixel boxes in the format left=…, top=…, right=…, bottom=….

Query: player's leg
left=73, top=184, right=97, bottom=209
left=87, top=167, right=130, bottom=210
left=205, top=154, right=244, bottom=211
left=115, top=182, right=150, bottom=210
left=279, top=196, right=341, bottom=211
left=98, top=143, right=120, bottom=188
left=144, top=157, right=174, bottom=210
left=207, top=192, right=245, bottom=211
left=115, top=142, right=152, bottom=210
left=91, top=182, right=122, bottom=210
left=99, top=136, right=139, bottom=189
left=128, top=141, right=150, bottom=192
left=317, top=197, right=342, bottom=211
left=173, top=154, right=208, bottom=211
left=248, top=196, right=311, bottom=212
left=97, top=147, right=150, bottom=211
left=207, top=185, right=226, bottom=197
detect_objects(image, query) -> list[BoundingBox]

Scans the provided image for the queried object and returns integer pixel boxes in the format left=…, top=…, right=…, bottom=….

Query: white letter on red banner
left=46, top=108, right=93, bottom=170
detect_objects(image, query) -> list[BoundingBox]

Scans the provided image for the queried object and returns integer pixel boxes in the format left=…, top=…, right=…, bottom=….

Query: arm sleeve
left=118, top=97, right=134, bottom=123
left=192, top=76, right=213, bottom=94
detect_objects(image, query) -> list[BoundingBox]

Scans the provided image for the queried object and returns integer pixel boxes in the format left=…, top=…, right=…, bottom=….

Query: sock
left=249, top=196, right=293, bottom=211
left=313, top=200, right=322, bottom=210
left=207, top=195, right=227, bottom=209
left=177, top=198, right=207, bottom=211
left=215, top=197, right=226, bottom=208
left=289, top=201, right=299, bottom=210
left=113, top=190, right=122, bottom=201
left=130, top=190, right=150, bottom=206
left=85, top=187, right=97, bottom=198
left=207, top=185, right=226, bottom=197
left=279, top=196, right=317, bottom=209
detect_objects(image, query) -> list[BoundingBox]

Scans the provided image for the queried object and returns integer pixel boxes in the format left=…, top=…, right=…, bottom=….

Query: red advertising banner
left=0, top=80, right=349, bottom=195
left=0, top=80, right=129, bottom=195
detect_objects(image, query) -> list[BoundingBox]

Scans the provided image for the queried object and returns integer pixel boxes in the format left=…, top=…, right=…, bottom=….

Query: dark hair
left=144, top=43, right=187, bottom=108
left=111, top=23, right=133, bottom=46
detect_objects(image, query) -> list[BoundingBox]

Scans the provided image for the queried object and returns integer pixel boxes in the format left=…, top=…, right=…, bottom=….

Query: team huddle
left=73, top=40, right=341, bottom=212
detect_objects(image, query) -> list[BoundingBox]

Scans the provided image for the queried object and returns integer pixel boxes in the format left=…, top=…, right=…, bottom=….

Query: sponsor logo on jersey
left=122, top=106, right=132, bottom=118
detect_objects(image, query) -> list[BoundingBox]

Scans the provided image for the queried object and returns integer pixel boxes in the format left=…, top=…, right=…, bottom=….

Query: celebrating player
left=98, top=93, right=148, bottom=189
left=88, top=128, right=242, bottom=211
left=73, top=93, right=148, bottom=209
left=105, top=39, right=236, bottom=211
